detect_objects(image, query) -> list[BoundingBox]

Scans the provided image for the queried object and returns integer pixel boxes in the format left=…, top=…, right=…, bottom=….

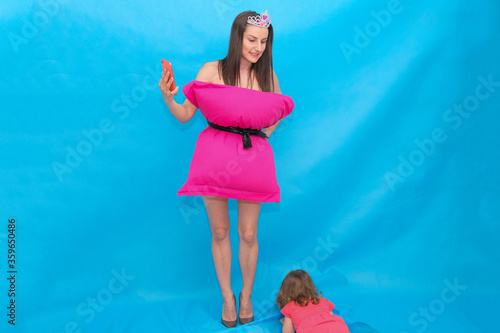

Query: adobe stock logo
left=7, top=0, right=71, bottom=54
left=339, top=0, right=409, bottom=63
left=401, top=277, right=467, bottom=333
left=385, top=73, right=500, bottom=191
left=213, top=0, right=243, bottom=21
left=51, top=63, right=160, bottom=182
left=53, top=267, right=135, bottom=333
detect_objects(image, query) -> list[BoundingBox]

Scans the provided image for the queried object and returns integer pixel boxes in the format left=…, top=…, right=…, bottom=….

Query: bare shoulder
left=195, top=61, right=222, bottom=83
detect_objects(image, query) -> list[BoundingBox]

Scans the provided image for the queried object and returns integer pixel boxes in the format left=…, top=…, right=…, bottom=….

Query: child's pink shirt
left=281, top=297, right=350, bottom=333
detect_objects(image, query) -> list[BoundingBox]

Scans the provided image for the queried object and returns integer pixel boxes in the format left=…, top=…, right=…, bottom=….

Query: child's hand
left=281, top=317, right=295, bottom=333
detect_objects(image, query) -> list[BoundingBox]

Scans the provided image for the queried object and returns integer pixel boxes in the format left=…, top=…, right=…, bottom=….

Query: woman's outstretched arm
left=158, top=61, right=216, bottom=123
left=158, top=68, right=197, bottom=123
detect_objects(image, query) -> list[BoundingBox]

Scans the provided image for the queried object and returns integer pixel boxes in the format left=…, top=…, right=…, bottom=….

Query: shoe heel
left=221, top=294, right=237, bottom=328
left=238, top=292, right=254, bottom=325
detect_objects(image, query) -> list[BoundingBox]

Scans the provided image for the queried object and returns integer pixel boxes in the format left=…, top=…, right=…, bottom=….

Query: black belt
left=207, top=121, right=268, bottom=149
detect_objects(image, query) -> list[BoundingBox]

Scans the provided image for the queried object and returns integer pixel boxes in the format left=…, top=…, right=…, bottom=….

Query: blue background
left=1, top=0, right=499, bottom=332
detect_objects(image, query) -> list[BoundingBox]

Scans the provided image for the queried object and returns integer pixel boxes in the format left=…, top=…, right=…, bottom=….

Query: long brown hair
left=276, top=270, right=322, bottom=309
left=218, top=10, right=274, bottom=92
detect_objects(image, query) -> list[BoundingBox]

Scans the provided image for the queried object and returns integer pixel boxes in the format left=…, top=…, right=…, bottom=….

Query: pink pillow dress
left=177, top=80, right=294, bottom=202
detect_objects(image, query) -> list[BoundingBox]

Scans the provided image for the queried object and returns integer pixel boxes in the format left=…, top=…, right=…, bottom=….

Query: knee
left=239, top=229, right=258, bottom=245
left=211, top=226, right=230, bottom=242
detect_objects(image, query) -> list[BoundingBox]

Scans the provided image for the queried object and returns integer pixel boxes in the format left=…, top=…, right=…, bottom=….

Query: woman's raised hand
left=158, top=69, right=179, bottom=103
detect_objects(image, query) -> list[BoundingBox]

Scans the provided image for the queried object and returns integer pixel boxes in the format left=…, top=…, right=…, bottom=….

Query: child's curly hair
left=276, top=269, right=322, bottom=309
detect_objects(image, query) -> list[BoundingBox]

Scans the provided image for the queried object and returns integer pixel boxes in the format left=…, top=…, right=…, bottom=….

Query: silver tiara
left=247, top=10, right=271, bottom=28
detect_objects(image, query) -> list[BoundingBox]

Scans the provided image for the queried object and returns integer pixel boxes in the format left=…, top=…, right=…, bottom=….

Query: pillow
left=182, top=80, right=294, bottom=129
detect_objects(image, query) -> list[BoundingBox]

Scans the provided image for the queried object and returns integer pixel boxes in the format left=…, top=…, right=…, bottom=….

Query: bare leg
left=237, top=199, right=261, bottom=319
left=203, top=195, right=236, bottom=322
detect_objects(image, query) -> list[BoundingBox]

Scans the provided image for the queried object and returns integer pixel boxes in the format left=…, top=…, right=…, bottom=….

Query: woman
left=158, top=10, right=294, bottom=328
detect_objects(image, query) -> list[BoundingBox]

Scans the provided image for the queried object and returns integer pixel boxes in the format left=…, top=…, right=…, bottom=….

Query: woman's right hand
left=158, top=69, right=179, bottom=104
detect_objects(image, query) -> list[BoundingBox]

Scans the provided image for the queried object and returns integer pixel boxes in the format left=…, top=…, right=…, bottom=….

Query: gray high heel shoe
left=238, top=292, right=254, bottom=325
left=221, top=294, right=237, bottom=328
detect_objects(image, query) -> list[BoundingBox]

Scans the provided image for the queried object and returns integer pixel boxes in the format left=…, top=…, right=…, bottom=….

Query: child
left=276, top=270, right=350, bottom=333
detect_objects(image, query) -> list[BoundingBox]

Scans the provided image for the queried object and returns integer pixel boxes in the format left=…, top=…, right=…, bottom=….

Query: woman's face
left=241, top=25, right=269, bottom=64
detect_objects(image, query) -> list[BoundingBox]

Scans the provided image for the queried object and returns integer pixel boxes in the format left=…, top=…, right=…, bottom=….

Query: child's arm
left=281, top=317, right=295, bottom=333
